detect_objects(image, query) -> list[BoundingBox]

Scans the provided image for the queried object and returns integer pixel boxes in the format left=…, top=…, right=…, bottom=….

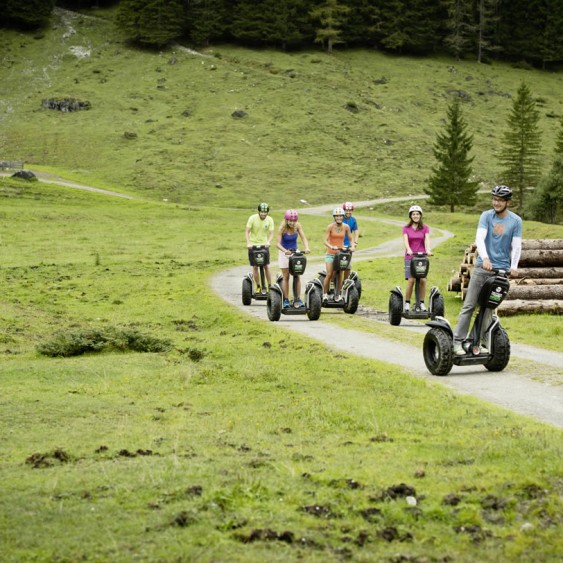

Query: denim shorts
left=325, top=253, right=335, bottom=263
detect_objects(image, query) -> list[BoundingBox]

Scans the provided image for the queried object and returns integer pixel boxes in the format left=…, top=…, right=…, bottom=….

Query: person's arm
left=424, top=232, right=432, bottom=255
left=510, top=236, right=522, bottom=274
left=245, top=225, right=252, bottom=247
left=276, top=228, right=286, bottom=253
left=475, top=227, right=491, bottom=270
left=297, top=225, right=310, bottom=253
left=266, top=220, right=274, bottom=246
left=324, top=225, right=334, bottom=251
left=346, top=225, right=356, bottom=251
left=352, top=218, right=359, bottom=245
left=403, top=232, right=412, bottom=255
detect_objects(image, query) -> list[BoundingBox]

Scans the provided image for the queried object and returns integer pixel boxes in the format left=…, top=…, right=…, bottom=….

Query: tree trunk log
left=505, top=285, right=563, bottom=301
left=512, top=278, right=563, bottom=286
left=518, top=249, right=563, bottom=267
left=511, top=267, right=563, bottom=279
left=498, top=299, right=563, bottom=316
left=522, top=239, right=563, bottom=250
left=448, top=276, right=461, bottom=292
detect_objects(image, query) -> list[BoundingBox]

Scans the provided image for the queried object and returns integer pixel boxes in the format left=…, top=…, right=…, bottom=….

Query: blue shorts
left=325, top=254, right=335, bottom=263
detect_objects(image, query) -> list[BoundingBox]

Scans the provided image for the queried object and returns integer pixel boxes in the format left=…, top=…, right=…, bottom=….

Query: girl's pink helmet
left=284, top=209, right=298, bottom=221
left=343, top=201, right=355, bottom=211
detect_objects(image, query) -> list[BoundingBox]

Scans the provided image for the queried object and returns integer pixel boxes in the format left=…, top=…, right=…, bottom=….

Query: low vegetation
left=0, top=7, right=561, bottom=561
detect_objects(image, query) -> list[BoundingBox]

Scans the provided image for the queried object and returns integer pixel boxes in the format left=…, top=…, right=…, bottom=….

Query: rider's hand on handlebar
left=304, top=249, right=310, bottom=254
left=483, top=257, right=493, bottom=271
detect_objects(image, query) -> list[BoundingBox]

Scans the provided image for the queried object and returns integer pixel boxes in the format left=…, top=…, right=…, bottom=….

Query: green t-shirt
left=246, top=214, right=274, bottom=245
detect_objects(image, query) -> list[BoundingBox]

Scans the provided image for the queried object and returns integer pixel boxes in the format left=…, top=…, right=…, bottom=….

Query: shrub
left=37, top=326, right=172, bottom=357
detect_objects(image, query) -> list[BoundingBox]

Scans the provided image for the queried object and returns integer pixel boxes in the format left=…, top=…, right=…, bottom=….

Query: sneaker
left=453, top=343, right=466, bottom=356
left=479, top=345, right=489, bottom=355
left=334, top=295, right=343, bottom=303
left=283, top=298, right=290, bottom=308
left=404, top=302, right=410, bottom=312
left=323, top=293, right=329, bottom=302
left=420, top=303, right=427, bottom=312
left=295, top=298, right=304, bottom=308
left=255, top=286, right=262, bottom=294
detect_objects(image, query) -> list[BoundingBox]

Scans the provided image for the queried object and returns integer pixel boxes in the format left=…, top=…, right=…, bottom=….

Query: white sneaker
left=420, top=303, right=427, bottom=312
left=404, top=303, right=410, bottom=312
left=334, top=295, right=343, bottom=303
left=480, top=345, right=489, bottom=355
left=323, top=293, right=328, bottom=302
left=453, top=343, right=466, bottom=356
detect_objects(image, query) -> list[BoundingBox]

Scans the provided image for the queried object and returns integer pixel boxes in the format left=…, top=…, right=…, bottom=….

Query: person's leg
left=453, top=267, right=489, bottom=343
left=281, top=268, right=289, bottom=299
left=324, top=261, right=333, bottom=296
left=419, top=277, right=427, bottom=303
left=405, top=278, right=415, bottom=300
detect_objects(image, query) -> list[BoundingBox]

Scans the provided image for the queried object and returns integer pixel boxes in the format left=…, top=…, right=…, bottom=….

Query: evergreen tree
left=3, top=0, right=54, bottom=28
left=340, top=0, right=380, bottom=47
left=425, top=97, right=478, bottom=212
left=556, top=116, right=563, bottom=156
left=477, top=0, right=501, bottom=63
left=444, top=0, right=475, bottom=60
left=116, top=0, right=184, bottom=47
left=310, top=0, right=350, bottom=54
left=498, top=82, right=542, bottom=209
left=186, top=0, right=228, bottom=46
left=526, top=156, right=563, bottom=224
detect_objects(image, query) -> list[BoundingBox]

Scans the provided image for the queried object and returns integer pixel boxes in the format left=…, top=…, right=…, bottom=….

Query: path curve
left=213, top=202, right=563, bottom=429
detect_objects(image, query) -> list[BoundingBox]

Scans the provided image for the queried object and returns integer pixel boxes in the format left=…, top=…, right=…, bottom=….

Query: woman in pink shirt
left=402, top=205, right=432, bottom=311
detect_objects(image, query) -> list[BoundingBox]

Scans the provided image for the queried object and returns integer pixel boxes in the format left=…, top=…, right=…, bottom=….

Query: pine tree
left=116, top=0, right=184, bottom=47
left=309, top=0, right=350, bottom=54
left=526, top=155, right=563, bottom=224
left=556, top=116, right=563, bottom=156
left=425, top=97, right=478, bottom=212
left=4, top=0, right=54, bottom=28
left=477, top=0, right=501, bottom=63
left=498, top=82, right=543, bottom=209
left=444, top=0, right=475, bottom=60
left=186, top=0, right=228, bottom=46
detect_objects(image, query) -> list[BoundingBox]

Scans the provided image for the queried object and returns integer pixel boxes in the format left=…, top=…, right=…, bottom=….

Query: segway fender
left=269, top=283, right=283, bottom=297
left=244, top=272, right=254, bottom=283
left=425, top=316, right=453, bottom=336
left=307, top=278, right=323, bottom=291
left=390, top=286, right=403, bottom=298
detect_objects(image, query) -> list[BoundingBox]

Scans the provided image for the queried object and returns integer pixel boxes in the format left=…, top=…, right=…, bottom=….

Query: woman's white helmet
left=409, top=205, right=423, bottom=217
left=333, top=207, right=345, bottom=216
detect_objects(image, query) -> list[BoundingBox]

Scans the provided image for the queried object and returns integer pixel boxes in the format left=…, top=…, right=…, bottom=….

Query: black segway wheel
left=484, top=327, right=510, bottom=372
left=388, top=293, right=403, bottom=326
left=267, top=292, right=282, bottom=321
left=354, top=276, right=362, bottom=300
left=343, top=286, right=359, bottom=314
left=432, top=294, right=445, bottom=318
left=423, top=328, right=454, bottom=376
left=242, top=278, right=252, bottom=306
left=307, top=290, right=321, bottom=321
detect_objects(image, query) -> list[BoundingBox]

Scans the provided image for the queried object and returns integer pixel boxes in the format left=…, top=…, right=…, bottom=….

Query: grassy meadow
left=1, top=5, right=562, bottom=562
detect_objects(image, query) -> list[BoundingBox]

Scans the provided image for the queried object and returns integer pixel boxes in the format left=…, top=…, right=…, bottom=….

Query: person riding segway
left=242, top=202, right=274, bottom=305
left=388, top=205, right=444, bottom=325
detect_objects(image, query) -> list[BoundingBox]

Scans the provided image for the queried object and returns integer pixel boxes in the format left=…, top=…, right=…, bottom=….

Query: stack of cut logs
left=447, top=239, right=563, bottom=316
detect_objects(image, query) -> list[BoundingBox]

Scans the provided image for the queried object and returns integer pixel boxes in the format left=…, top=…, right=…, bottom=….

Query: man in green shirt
left=245, top=202, right=275, bottom=292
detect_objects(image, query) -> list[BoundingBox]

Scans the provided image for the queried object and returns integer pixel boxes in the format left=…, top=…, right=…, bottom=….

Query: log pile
left=447, top=239, right=563, bottom=316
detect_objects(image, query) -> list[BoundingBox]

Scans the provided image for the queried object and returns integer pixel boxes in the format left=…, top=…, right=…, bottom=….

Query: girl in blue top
left=276, top=209, right=310, bottom=308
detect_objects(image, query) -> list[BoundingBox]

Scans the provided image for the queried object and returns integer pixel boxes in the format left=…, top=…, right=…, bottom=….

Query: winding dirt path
left=4, top=171, right=562, bottom=428
left=213, top=202, right=563, bottom=429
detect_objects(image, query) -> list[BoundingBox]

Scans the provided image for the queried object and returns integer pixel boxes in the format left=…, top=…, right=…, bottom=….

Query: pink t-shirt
left=403, top=224, right=429, bottom=256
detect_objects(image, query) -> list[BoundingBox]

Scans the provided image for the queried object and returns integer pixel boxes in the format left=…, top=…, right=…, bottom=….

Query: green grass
left=1, top=7, right=562, bottom=560
left=1, top=8, right=562, bottom=208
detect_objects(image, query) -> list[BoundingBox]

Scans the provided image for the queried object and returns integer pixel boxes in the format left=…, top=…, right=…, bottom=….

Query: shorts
left=248, top=247, right=270, bottom=266
left=325, top=253, right=335, bottom=264
left=404, top=258, right=412, bottom=280
left=278, top=251, right=294, bottom=269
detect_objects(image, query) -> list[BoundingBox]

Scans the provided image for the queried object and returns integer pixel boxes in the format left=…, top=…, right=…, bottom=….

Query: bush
left=37, top=326, right=172, bottom=357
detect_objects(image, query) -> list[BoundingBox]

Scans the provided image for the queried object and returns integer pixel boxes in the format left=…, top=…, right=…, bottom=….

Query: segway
left=317, top=247, right=359, bottom=314
left=423, top=270, right=511, bottom=376
left=388, top=253, right=444, bottom=325
left=242, top=245, right=270, bottom=305
left=267, top=251, right=322, bottom=321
